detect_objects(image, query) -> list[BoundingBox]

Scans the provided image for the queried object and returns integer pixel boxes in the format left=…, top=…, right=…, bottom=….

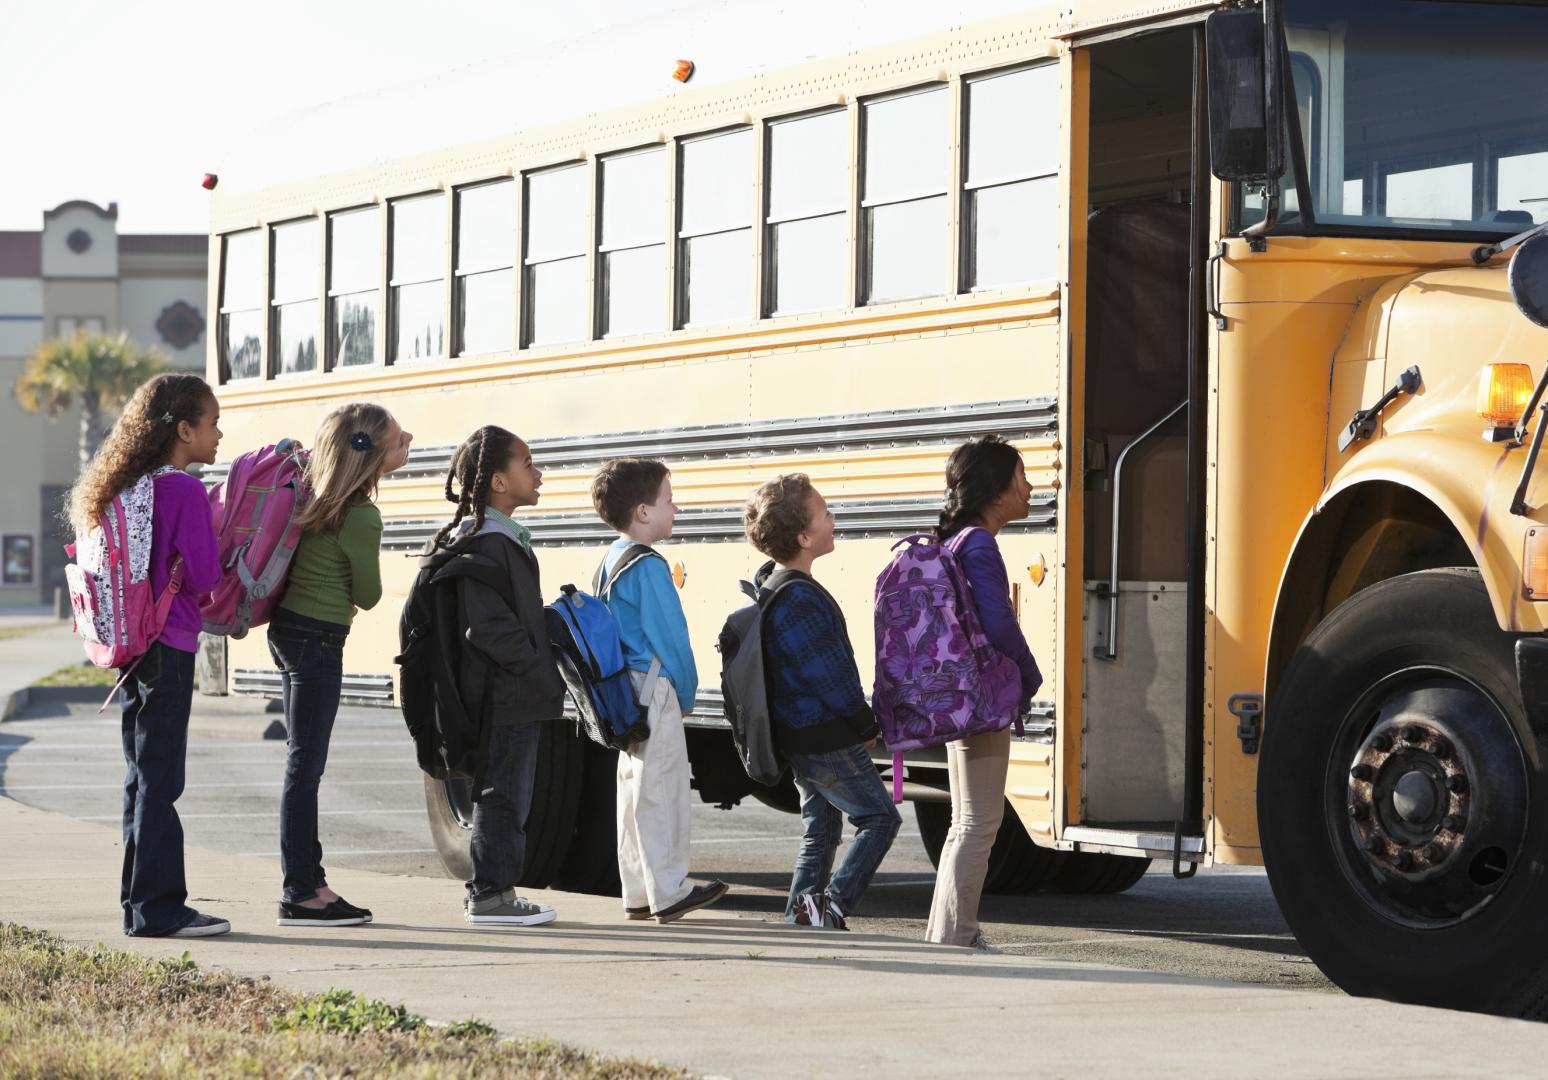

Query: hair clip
left=349, top=432, right=374, bottom=452
left=159, top=411, right=176, bottom=424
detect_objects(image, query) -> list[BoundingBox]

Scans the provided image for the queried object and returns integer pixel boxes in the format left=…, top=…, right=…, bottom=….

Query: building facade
left=0, top=200, right=207, bottom=607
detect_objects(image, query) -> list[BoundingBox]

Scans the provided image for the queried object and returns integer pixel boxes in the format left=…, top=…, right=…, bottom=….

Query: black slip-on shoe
left=327, top=897, right=373, bottom=923
left=276, top=900, right=368, bottom=927
left=653, top=880, right=730, bottom=924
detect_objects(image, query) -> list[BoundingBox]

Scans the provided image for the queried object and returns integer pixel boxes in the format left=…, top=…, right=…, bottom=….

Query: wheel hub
left=1339, top=679, right=1528, bottom=924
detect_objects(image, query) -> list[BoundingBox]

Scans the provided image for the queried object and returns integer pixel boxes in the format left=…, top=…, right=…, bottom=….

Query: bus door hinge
left=1336, top=365, right=1422, bottom=453
left=1229, top=692, right=1264, bottom=755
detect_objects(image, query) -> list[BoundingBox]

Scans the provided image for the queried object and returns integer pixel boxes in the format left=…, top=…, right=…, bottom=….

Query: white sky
left=0, top=0, right=697, bottom=234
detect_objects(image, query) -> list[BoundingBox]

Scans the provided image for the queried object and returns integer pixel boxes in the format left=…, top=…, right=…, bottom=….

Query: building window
left=2, top=534, right=34, bottom=587
left=765, top=109, right=849, bottom=316
left=219, top=229, right=263, bottom=382
left=455, top=179, right=516, bottom=356
left=678, top=128, right=754, bottom=327
left=598, top=146, right=667, bottom=338
left=389, top=193, right=446, bottom=362
left=523, top=164, right=589, bottom=348
left=56, top=316, right=105, bottom=337
left=271, top=218, right=320, bottom=375
left=862, top=86, right=949, bottom=304
left=964, top=64, right=1060, bottom=290
left=328, top=206, right=380, bottom=369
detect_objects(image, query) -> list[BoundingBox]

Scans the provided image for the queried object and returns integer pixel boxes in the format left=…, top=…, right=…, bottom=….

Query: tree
left=13, top=331, right=169, bottom=469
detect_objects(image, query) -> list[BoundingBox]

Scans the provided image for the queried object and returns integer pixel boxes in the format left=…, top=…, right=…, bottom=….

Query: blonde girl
left=269, top=402, right=412, bottom=927
left=71, top=373, right=228, bottom=938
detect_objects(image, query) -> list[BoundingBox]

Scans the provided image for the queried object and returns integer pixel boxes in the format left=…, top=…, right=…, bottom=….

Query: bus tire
left=913, top=799, right=1065, bottom=894
left=750, top=773, right=801, bottom=814
left=1044, top=851, right=1151, bottom=894
left=1261, top=568, right=1548, bottom=1018
left=422, top=718, right=585, bottom=889
left=551, top=740, right=622, bottom=896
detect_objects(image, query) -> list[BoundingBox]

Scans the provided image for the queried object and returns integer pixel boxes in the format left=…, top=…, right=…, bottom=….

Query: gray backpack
left=716, top=565, right=800, bottom=786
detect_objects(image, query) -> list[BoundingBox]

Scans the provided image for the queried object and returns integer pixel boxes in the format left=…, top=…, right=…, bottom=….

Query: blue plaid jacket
left=760, top=569, right=878, bottom=754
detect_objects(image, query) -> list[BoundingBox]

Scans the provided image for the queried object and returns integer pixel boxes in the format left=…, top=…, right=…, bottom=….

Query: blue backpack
left=544, top=544, right=661, bottom=751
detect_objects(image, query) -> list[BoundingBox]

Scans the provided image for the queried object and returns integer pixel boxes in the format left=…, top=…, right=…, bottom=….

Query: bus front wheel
left=1261, top=568, right=1548, bottom=1018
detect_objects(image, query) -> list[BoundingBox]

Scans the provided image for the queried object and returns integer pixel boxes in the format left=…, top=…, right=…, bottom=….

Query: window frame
left=859, top=82, right=952, bottom=306
left=762, top=105, right=853, bottom=318
left=595, top=143, right=670, bottom=340
left=325, top=204, right=383, bottom=373
left=387, top=191, right=449, bottom=365
left=217, top=228, right=265, bottom=384
left=1, top=532, right=35, bottom=588
left=676, top=124, right=756, bottom=330
left=521, top=160, right=592, bottom=349
left=267, top=215, right=323, bottom=379
left=452, top=177, right=518, bottom=358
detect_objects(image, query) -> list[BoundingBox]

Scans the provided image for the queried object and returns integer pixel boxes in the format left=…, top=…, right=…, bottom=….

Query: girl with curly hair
left=68, top=372, right=227, bottom=938
left=269, top=402, right=412, bottom=928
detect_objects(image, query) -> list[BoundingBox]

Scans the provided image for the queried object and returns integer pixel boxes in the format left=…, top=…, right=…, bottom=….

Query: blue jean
left=784, top=742, right=902, bottom=919
left=468, top=721, right=542, bottom=901
left=120, top=642, right=198, bottom=936
left=268, top=609, right=349, bottom=903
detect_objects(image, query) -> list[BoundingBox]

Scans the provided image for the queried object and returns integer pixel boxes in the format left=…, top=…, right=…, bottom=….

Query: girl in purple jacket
left=69, top=373, right=226, bottom=938
left=925, top=435, right=1043, bottom=949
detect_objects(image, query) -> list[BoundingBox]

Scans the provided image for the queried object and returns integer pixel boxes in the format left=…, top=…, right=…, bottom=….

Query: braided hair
left=936, top=435, right=1021, bottom=540
left=434, top=425, right=520, bottom=548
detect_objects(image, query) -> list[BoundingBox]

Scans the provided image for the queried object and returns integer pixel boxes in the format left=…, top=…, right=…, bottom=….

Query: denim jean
left=120, top=642, right=198, bottom=936
left=268, top=609, right=349, bottom=904
left=784, top=742, right=902, bottom=920
left=468, top=721, right=542, bottom=901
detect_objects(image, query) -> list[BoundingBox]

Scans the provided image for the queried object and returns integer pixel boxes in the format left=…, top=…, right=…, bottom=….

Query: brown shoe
left=625, top=906, right=651, bottom=921
left=652, top=881, right=730, bottom=924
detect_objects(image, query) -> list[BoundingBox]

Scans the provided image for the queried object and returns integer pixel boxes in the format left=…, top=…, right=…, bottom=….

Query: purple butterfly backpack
left=872, top=527, right=1022, bottom=799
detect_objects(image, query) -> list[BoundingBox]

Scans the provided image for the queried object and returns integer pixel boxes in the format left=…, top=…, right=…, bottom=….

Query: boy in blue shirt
left=591, top=458, right=729, bottom=924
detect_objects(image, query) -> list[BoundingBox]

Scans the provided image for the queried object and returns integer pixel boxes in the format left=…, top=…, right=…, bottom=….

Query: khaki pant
left=925, top=724, right=1011, bottom=945
left=617, top=671, right=692, bottom=914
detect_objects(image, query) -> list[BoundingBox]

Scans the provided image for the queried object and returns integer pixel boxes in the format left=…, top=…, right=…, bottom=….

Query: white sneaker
left=465, top=889, right=556, bottom=926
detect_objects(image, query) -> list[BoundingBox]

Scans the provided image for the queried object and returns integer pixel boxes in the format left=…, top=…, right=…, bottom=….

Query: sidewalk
left=2, top=796, right=1546, bottom=1078
left=0, top=622, right=84, bottom=720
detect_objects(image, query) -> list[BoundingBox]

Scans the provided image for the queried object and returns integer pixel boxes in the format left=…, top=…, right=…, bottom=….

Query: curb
left=0, top=687, right=28, bottom=724
left=2, top=685, right=112, bottom=723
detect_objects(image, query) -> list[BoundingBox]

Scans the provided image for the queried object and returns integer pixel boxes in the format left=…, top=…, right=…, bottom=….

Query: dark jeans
left=120, top=642, right=198, bottom=936
left=268, top=609, right=349, bottom=904
left=785, top=742, right=902, bottom=920
left=468, top=722, right=542, bottom=902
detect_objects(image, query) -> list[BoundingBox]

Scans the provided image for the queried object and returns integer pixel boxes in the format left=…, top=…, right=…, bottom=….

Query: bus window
left=271, top=218, right=320, bottom=376
left=454, top=179, right=515, bottom=356
left=218, top=229, right=263, bottom=382
left=677, top=128, right=753, bottom=328
left=522, top=163, right=589, bottom=348
left=862, top=85, right=948, bottom=304
left=327, top=206, right=379, bottom=369
left=389, top=193, right=446, bottom=362
left=963, top=64, right=1059, bottom=290
left=599, top=146, right=668, bottom=338
left=765, top=109, right=848, bottom=316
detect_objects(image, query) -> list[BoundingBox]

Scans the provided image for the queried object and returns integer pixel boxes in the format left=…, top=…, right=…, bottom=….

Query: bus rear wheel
left=914, top=799, right=1066, bottom=894
left=1262, top=568, right=1548, bottom=1018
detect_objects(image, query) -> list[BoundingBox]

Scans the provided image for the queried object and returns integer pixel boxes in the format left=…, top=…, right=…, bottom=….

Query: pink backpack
left=65, top=465, right=186, bottom=679
left=200, top=439, right=310, bottom=638
left=872, top=528, right=1022, bottom=799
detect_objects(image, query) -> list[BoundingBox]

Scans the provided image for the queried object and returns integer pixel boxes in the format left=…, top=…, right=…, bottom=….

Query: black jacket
left=419, top=524, right=564, bottom=728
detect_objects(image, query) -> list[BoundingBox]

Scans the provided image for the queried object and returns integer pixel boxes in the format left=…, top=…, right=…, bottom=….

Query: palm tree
left=14, top=331, right=169, bottom=469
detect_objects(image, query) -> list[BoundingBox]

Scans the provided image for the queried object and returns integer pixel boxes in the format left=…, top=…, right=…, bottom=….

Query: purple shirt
left=952, top=527, right=1044, bottom=704
left=151, top=470, right=222, bottom=653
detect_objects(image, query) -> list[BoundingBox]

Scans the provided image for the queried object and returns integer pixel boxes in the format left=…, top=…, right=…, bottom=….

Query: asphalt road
left=0, top=691, right=1331, bottom=994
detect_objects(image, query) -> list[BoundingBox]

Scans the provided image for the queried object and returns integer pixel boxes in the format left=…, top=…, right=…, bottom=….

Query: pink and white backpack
left=200, top=438, right=310, bottom=638
left=65, top=465, right=186, bottom=672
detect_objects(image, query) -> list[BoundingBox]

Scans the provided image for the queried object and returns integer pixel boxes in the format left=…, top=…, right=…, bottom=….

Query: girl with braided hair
left=428, top=425, right=564, bottom=926
left=269, top=402, right=411, bottom=928
left=926, top=435, right=1043, bottom=950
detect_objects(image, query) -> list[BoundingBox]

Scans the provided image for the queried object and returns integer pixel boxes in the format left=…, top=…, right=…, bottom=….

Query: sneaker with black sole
left=276, top=899, right=369, bottom=927
left=625, top=906, right=652, bottom=921
left=326, top=897, right=373, bottom=923
left=168, top=912, right=231, bottom=938
left=465, top=889, right=556, bottom=926
left=653, top=880, right=729, bottom=924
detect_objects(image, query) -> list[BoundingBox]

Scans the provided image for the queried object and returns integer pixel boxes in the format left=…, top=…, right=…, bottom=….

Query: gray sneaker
left=465, top=889, right=556, bottom=926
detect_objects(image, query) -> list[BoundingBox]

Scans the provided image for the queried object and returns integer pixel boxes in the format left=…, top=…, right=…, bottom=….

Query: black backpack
left=395, top=543, right=514, bottom=780
left=716, top=563, right=802, bottom=786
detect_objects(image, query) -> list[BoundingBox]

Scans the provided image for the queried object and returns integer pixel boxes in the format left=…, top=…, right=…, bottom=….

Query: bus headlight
left=1477, top=362, right=1534, bottom=430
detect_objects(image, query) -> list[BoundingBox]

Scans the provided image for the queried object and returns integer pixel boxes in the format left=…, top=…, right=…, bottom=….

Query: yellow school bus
left=205, top=0, right=1548, bottom=1016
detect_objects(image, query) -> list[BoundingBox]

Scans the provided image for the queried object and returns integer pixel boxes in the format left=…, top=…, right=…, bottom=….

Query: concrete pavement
left=0, top=622, right=84, bottom=720
left=3, top=796, right=1548, bottom=1077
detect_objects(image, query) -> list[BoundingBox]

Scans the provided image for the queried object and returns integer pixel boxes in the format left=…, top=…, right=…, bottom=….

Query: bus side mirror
left=1509, top=233, right=1548, bottom=329
left=1205, top=9, right=1283, bottom=183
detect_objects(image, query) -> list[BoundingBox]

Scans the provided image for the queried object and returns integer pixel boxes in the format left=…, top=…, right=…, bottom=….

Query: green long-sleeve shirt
left=277, top=498, right=384, bottom=626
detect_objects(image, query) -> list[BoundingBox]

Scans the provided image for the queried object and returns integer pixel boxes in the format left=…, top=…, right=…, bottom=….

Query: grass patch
left=0, top=923, right=688, bottom=1079
left=32, top=662, right=118, bottom=688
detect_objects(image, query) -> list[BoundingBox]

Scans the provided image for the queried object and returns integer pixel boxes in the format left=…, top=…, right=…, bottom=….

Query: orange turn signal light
left=1477, top=362, right=1534, bottom=428
left=1524, top=528, right=1548, bottom=600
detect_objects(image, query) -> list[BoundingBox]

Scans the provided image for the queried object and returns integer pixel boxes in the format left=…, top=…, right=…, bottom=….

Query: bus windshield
left=1254, top=0, right=1548, bottom=237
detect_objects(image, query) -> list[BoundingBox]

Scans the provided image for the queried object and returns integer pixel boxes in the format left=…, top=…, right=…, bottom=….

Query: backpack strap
left=593, top=543, right=662, bottom=598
